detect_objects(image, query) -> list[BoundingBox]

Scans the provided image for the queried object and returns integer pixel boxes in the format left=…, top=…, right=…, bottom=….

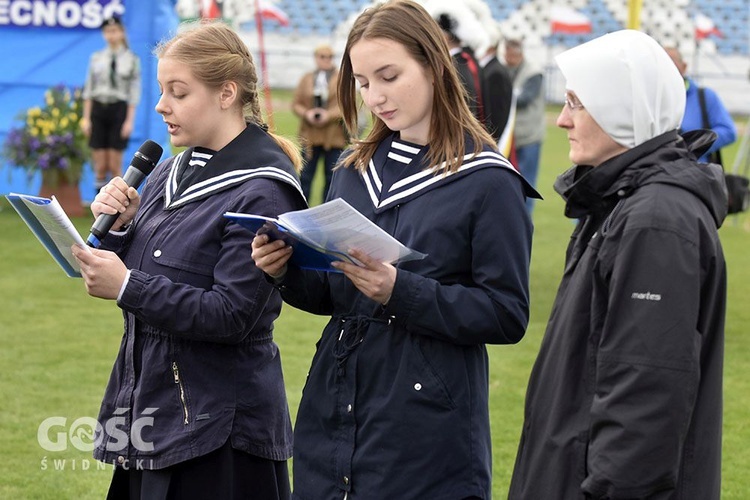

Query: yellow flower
left=3, top=84, right=88, bottom=184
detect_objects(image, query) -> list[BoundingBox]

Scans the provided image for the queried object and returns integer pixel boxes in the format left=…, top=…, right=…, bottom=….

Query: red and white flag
left=200, top=0, right=222, bottom=19
left=694, top=13, right=723, bottom=40
left=550, top=6, right=592, bottom=35
left=257, top=0, right=290, bottom=26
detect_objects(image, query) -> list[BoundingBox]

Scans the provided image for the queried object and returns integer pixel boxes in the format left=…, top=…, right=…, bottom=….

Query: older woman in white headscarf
left=557, top=29, right=686, bottom=150
left=509, top=30, right=727, bottom=500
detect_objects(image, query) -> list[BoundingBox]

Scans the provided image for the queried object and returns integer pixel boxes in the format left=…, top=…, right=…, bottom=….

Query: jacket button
left=343, top=476, right=349, bottom=485
left=414, top=383, right=422, bottom=391
left=153, top=249, right=162, bottom=258
left=117, top=455, right=125, bottom=464
left=347, top=404, right=352, bottom=413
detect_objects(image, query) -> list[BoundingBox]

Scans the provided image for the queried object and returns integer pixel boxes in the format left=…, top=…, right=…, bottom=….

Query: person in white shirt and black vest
left=81, top=15, right=141, bottom=195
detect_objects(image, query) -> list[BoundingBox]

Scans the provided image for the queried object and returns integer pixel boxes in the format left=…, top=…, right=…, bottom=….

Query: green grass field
left=1, top=97, right=749, bottom=498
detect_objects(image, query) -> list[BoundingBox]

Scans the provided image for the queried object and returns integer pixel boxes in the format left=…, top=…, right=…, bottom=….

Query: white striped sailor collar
left=173, top=147, right=214, bottom=196
left=164, top=123, right=304, bottom=210
left=362, top=133, right=528, bottom=213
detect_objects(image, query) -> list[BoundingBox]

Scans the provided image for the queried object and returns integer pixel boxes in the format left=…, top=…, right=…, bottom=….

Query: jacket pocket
left=149, top=220, right=217, bottom=280
left=154, top=251, right=215, bottom=278
left=409, top=336, right=457, bottom=411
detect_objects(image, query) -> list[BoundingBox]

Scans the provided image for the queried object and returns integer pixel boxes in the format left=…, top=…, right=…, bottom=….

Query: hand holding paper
left=72, top=245, right=129, bottom=299
left=5, top=193, right=90, bottom=277
left=226, top=198, right=426, bottom=272
left=331, top=248, right=397, bottom=305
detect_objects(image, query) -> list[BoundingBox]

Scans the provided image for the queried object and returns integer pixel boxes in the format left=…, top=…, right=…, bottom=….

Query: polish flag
left=550, top=6, right=592, bottom=35
left=694, top=13, right=723, bottom=40
left=200, top=0, right=222, bottom=19
left=258, top=0, right=290, bottom=26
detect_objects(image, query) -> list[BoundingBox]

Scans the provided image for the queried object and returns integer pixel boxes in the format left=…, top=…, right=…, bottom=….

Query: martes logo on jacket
left=631, top=291, right=662, bottom=301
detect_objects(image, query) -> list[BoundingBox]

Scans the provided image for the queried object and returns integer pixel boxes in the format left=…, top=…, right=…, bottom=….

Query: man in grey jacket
left=504, top=38, right=545, bottom=214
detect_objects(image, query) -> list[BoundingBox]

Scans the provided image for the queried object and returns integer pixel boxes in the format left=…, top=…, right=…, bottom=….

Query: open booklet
left=224, top=197, right=427, bottom=272
left=5, top=193, right=90, bottom=278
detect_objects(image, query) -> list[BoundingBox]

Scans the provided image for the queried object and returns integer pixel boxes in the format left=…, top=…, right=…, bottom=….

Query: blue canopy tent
left=0, top=0, right=178, bottom=203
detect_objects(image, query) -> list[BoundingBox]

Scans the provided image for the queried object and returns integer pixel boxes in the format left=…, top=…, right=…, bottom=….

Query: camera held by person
left=313, top=91, right=323, bottom=121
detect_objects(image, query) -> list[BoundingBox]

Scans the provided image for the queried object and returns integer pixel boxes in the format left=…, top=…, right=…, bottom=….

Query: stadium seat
left=242, top=0, right=747, bottom=56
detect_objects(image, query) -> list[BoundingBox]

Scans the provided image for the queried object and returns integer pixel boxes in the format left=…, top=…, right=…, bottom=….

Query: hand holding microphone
left=91, top=177, right=139, bottom=234
left=87, top=140, right=163, bottom=248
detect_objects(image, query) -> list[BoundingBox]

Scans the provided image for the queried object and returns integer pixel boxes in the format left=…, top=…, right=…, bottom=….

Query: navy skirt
left=106, top=441, right=290, bottom=500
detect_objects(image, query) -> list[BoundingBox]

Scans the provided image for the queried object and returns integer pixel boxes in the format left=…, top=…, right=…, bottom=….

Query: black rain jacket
left=509, top=130, right=727, bottom=499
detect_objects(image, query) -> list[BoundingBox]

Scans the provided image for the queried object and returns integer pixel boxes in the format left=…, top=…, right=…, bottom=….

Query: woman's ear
left=219, top=81, right=238, bottom=109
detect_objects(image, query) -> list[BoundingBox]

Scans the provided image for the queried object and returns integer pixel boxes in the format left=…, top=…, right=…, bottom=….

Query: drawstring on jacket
left=333, top=315, right=391, bottom=377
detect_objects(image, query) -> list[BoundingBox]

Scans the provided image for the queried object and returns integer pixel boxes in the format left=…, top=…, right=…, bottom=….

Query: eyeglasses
left=317, top=54, right=333, bottom=60
left=563, top=93, right=584, bottom=111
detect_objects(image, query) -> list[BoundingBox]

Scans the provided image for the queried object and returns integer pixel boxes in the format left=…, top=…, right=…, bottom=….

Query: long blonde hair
left=154, top=21, right=302, bottom=171
left=338, top=0, right=496, bottom=173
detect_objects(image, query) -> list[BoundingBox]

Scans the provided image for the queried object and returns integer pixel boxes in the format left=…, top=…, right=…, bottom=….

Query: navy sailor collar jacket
left=362, top=133, right=540, bottom=213
left=163, top=122, right=304, bottom=209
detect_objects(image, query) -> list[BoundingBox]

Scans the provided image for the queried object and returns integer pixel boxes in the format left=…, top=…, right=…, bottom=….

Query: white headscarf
left=555, top=29, right=685, bottom=148
left=423, top=0, right=491, bottom=55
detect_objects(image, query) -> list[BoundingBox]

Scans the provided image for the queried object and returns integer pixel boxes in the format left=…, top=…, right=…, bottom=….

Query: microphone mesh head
left=134, top=140, right=164, bottom=174
left=139, top=140, right=164, bottom=163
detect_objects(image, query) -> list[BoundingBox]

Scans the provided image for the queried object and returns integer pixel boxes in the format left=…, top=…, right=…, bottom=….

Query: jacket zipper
left=601, top=199, right=625, bottom=236
left=172, top=361, right=189, bottom=425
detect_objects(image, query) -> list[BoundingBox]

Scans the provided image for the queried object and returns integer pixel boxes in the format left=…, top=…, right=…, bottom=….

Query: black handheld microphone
left=86, top=140, right=163, bottom=248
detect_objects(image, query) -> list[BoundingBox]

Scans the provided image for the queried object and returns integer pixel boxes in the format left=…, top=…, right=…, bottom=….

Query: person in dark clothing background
left=479, top=35, right=513, bottom=145
left=464, top=0, right=513, bottom=148
left=509, top=29, right=726, bottom=500
left=428, top=0, right=487, bottom=123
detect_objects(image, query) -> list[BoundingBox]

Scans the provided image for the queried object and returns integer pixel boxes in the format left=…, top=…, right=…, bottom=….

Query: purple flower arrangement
left=2, top=84, right=88, bottom=186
